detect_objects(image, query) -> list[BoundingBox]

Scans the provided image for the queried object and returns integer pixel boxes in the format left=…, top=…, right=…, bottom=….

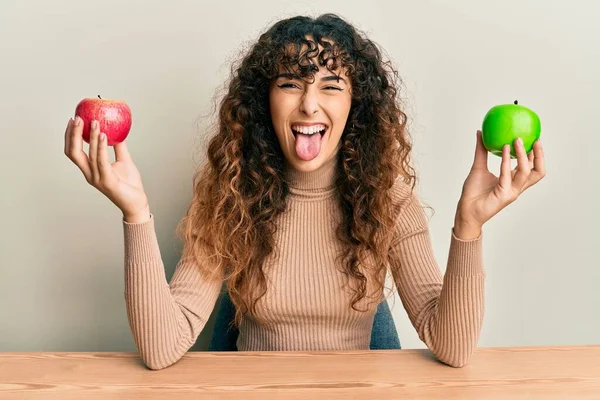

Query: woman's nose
left=299, top=91, right=320, bottom=115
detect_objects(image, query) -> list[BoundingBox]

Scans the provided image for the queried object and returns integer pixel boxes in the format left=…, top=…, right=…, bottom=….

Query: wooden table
left=1, top=346, right=599, bottom=399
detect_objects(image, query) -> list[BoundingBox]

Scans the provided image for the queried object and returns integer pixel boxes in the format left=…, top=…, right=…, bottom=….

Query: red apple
left=75, top=95, right=132, bottom=146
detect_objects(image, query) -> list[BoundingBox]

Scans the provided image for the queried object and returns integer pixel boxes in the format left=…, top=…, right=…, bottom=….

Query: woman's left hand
left=453, top=130, right=546, bottom=239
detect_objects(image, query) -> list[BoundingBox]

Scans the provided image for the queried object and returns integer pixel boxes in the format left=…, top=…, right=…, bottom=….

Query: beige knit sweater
left=123, top=155, right=485, bottom=370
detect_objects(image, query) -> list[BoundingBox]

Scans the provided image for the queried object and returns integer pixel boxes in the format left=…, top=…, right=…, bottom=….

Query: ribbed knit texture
left=123, top=155, right=485, bottom=370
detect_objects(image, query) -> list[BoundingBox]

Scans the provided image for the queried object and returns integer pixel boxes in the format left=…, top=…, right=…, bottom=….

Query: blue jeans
left=209, top=291, right=401, bottom=350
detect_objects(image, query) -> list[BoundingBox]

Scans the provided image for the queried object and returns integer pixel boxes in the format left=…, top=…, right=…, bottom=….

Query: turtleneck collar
left=284, top=153, right=338, bottom=199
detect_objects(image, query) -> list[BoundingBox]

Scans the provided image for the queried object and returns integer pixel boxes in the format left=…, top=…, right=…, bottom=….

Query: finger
left=527, top=145, right=535, bottom=166
left=68, top=116, right=93, bottom=182
left=64, top=117, right=74, bottom=155
left=471, top=130, right=489, bottom=171
left=113, top=141, right=132, bottom=162
left=530, top=139, right=546, bottom=182
left=512, top=137, right=531, bottom=189
left=97, top=131, right=113, bottom=183
left=499, top=144, right=512, bottom=189
left=88, top=120, right=100, bottom=184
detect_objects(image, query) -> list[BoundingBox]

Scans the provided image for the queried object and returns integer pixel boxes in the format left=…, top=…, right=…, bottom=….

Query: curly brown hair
left=175, top=13, right=417, bottom=328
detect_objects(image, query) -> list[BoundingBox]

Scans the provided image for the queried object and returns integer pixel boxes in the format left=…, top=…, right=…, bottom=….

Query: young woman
left=64, top=14, right=545, bottom=370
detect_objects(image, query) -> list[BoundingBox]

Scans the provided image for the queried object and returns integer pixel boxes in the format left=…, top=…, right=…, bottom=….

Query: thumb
left=471, top=130, right=488, bottom=171
left=114, top=140, right=132, bottom=162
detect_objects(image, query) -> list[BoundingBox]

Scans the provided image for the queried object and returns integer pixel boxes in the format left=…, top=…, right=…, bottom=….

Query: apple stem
left=514, top=100, right=518, bottom=105
left=98, top=95, right=101, bottom=99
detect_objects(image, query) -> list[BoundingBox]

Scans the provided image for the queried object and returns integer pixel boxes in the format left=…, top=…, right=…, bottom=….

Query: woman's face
left=269, top=41, right=352, bottom=173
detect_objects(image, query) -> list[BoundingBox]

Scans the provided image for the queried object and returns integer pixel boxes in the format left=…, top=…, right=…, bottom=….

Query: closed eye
left=277, top=83, right=343, bottom=91
left=278, top=83, right=300, bottom=89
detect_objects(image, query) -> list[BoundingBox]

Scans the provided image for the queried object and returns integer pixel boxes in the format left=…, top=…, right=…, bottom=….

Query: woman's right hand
left=64, top=116, right=150, bottom=223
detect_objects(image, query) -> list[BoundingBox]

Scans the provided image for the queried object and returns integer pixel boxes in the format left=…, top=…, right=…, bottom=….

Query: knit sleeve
left=122, top=214, right=223, bottom=370
left=387, top=181, right=485, bottom=367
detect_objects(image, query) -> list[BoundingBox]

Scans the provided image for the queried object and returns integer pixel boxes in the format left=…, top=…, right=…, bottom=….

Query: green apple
left=481, top=100, right=541, bottom=159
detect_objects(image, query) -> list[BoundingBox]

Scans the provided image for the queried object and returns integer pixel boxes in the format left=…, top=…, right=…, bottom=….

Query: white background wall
left=1, top=0, right=598, bottom=352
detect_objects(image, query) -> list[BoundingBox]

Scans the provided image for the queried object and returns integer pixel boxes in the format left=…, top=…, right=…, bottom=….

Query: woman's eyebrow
left=320, top=75, right=346, bottom=84
left=274, top=73, right=347, bottom=84
left=275, top=73, right=300, bottom=80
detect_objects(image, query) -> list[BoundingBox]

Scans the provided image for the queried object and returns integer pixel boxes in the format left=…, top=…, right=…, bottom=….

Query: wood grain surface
left=1, top=346, right=599, bottom=399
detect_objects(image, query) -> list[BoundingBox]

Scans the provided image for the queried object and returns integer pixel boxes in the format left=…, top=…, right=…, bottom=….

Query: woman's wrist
left=453, top=213, right=482, bottom=240
left=123, top=205, right=151, bottom=224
